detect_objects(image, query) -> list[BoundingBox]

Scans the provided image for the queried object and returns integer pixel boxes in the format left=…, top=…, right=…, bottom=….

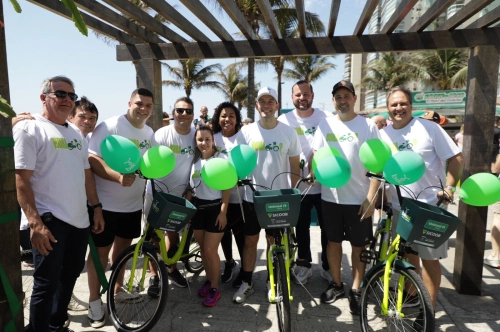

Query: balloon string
left=236, top=184, right=246, bottom=225
left=360, top=181, right=384, bottom=221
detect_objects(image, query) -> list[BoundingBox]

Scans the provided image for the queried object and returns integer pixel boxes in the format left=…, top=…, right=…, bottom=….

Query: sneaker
left=484, top=257, right=500, bottom=269
left=233, top=281, right=254, bottom=304
left=197, top=280, right=211, bottom=297
left=412, top=311, right=424, bottom=331
left=320, top=269, right=333, bottom=283
left=87, top=299, right=105, bottom=328
left=22, top=261, right=35, bottom=268
left=320, top=281, right=345, bottom=304
left=202, top=288, right=221, bottom=307
left=221, top=261, right=238, bottom=283
left=114, top=291, right=143, bottom=304
left=232, top=272, right=243, bottom=288
left=168, top=269, right=188, bottom=288
left=294, top=265, right=312, bottom=285
left=147, top=276, right=160, bottom=298
left=348, top=289, right=361, bottom=315
left=68, top=294, right=88, bottom=311
left=402, top=292, right=420, bottom=308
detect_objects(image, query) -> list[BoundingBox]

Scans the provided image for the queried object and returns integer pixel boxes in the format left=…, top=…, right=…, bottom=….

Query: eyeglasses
left=174, top=108, right=194, bottom=115
left=46, top=90, right=78, bottom=102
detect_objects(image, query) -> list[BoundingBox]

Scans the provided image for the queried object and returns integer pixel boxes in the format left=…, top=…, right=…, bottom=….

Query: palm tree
left=415, top=49, right=469, bottom=90
left=282, top=55, right=336, bottom=84
left=215, top=64, right=249, bottom=110
left=162, top=59, right=223, bottom=97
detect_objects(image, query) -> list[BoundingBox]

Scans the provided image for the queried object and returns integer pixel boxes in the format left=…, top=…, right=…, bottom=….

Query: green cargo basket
left=147, top=192, right=197, bottom=232
left=253, top=189, right=301, bottom=229
left=396, top=198, right=462, bottom=249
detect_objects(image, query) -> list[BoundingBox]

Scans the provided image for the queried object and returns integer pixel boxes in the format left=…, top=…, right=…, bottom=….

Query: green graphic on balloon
left=359, top=138, right=392, bottom=173
left=312, top=146, right=342, bottom=171
left=140, top=146, right=176, bottom=179
left=383, top=151, right=425, bottom=185
left=100, top=135, right=141, bottom=174
left=229, top=145, right=257, bottom=179
left=202, top=158, right=238, bottom=190
left=460, top=173, right=500, bottom=206
left=315, top=155, right=351, bottom=188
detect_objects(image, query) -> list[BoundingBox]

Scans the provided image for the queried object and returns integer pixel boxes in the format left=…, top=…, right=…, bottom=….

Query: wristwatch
left=445, top=186, right=456, bottom=193
left=91, top=202, right=103, bottom=210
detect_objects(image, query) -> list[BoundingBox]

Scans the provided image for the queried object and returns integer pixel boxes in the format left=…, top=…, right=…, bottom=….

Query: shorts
left=191, top=199, right=225, bottom=233
left=392, top=209, right=448, bottom=260
left=89, top=207, right=142, bottom=247
left=321, top=200, right=373, bottom=247
left=491, top=201, right=500, bottom=214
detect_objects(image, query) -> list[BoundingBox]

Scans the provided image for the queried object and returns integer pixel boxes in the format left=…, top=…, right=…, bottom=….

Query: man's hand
left=92, top=209, right=105, bottom=234
left=30, top=221, right=57, bottom=255
left=437, top=189, right=453, bottom=205
left=119, top=173, right=136, bottom=187
left=358, top=198, right=375, bottom=221
left=12, top=112, right=35, bottom=127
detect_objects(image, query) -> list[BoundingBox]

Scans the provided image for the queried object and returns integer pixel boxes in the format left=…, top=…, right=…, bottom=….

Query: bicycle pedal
left=360, top=249, right=375, bottom=264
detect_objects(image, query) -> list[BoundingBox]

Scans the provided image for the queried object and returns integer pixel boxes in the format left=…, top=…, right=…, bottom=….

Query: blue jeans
left=28, top=215, right=89, bottom=332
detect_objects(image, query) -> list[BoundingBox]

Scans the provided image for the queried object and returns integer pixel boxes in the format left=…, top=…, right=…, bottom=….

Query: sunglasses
left=47, top=90, right=78, bottom=102
left=174, top=108, right=194, bottom=115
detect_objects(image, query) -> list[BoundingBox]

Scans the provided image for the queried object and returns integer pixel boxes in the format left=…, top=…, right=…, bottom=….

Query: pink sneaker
left=197, top=280, right=211, bottom=297
left=203, top=288, right=221, bottom=307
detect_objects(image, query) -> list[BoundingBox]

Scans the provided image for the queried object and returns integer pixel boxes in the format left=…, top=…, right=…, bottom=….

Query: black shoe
left=168, top=269, right=188, bottom=288
left=413, top=311, right=424, bottom=331
left=320, top=281, right=345, bottom=304
left=147, top=276, right=160, bottom=298
left=348, top=289, right=361, bottom=315
left=221, top=261, right=238, bottom=283
left=232, top=272, right=243, bottom=288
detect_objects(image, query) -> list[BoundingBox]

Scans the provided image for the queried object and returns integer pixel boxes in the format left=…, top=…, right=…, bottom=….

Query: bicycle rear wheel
left=107, top=247, right=168, bottom=332
left=360, top=264, right=434, bottom=332
left=274, top=252, right=291, bottom=332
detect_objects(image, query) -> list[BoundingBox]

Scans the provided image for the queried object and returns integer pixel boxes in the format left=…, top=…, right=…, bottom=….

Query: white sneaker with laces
left=68, top=293, right=88, bottom=311
left=320, top=269, right=333, bottom=283
left=114, top=291, right=143, bottom=304
left=233, top=281, right=254, bottom=304
left=294, top=265, right=312, bottom=285
left=87, top=299, right=105, bottom=328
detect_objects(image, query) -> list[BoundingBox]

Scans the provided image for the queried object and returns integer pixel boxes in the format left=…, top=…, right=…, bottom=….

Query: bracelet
left=445, top=186, right=456, bottom=193
left=91, top=202, right=103, bottom=210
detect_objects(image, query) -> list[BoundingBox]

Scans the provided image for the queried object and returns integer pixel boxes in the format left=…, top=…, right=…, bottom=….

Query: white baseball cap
left=257, top=87, right=278, bottom=102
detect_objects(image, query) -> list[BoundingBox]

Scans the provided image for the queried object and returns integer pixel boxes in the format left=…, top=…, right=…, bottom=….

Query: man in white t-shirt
left=312, top=80, right=380, bottom=315
left=278, top=80, right=332, bottom=284
left=380, top=86, right=462, bottom=318
left=86, top=88, right=154, bottom=328
left=68, top=96, right=99, bottom=140
left=232, top=87, right=301, bottom=303
left=14, top=75, right=104, bottom=332
left=194, top=105, right=211, bottom=129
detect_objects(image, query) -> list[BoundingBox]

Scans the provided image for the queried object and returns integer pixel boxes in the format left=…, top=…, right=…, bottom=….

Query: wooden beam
left=438, top=0, right=494, bottom=31
left=116, top=26, right=500, bottom=61
left=380, top=0, right=418, bottom=34
left=179, top=0, right=234, bottom=41
left=141, top=0, right=211, bottom=42
left=100, top=0, right=187, bottom=43
left=353, top=0, right=380, bottom=36
left=454, top=45, right=499, bottom=295
left=218, top=0, right=257, bottom=40
left=28, top=0, right=143, bottom=45
left=138, top=59, right=163, bottom=132
left=327, top=0, right=342, bottom=37
left=465, top=5, right=500, bottom=29
left=294, top=0, right=306, bottom=38
left=407, top=0, right=455, bottom=33
left=257, top=0, right=282, bottom=39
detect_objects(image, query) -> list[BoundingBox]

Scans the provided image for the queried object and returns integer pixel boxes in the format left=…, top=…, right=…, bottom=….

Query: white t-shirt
left=214, top=132, right=244, bottom=204
left=380, top=118, right=461, bottom=210
left=313, top=115, right=381, bottom=205
left=190, top=155, right=226, bottom=201
left=14, top=114, right=90, bottom=228
left=235, top=121, right=301, bottom=202
left=278, top=108, right=332, bottom=194
left=89, top=115, right=154, bottom=212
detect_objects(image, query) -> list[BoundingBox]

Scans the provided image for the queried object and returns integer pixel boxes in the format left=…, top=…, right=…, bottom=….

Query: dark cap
left=332, top=80, right=355, bottom=96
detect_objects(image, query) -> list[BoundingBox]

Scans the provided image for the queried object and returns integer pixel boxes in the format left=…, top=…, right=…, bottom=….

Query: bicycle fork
left=381, top=235, right=405, bottom=317
left=267, top=233, right=293, bottom=303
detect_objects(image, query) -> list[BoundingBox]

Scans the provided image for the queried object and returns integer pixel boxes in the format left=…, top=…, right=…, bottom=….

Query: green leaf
left=61, top=0, right=88, bottom=36
left=9, top=0, right=22, bottom=13
left=0, top=95, right=16, bottom=118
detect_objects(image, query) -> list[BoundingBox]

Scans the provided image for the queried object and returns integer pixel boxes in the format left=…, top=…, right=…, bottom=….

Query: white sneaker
left=320, top=269, right=333, bottom=283
left=114, top=291, right=143, bottom=304
left=294, top=265, right=312, bottom=285
left=233, top=281, right=254, bottom=304
left=87, top=299, right=105, bottom=328
left=68, top=293, right=88, bottom=311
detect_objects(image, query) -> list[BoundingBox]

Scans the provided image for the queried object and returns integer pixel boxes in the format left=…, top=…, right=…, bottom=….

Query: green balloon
left=460, top=173, right=500, bottom=206
left=359, top=138, right=392, bottom=173
left=313, top=146, right=342, bottom=170
left=202, top=158, right=238, bottom=190
left=140, top=146, right=176, bottom=179
left=314, top=155, right=351, bottom=188
left=383, top=151, right=425, bottom=185
left=100, top=135, right=141, bottom=174
left=229, top=145, right=257, bottom=179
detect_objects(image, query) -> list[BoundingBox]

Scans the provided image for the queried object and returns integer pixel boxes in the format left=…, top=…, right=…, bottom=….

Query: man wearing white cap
left=232, top=87, right=301, bottom=303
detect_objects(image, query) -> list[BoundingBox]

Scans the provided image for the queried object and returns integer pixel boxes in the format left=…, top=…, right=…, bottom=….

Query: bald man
left=371, top=115, right=387, bottom=130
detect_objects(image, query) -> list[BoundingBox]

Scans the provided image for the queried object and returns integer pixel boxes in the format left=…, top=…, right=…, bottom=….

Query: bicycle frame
left=268, top=228, right=296, bottom=302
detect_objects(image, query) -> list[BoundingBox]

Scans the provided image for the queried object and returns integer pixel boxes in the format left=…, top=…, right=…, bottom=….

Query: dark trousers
left=220, top=203, right=245, bottom=264
left=296, top=194, right=329, bottom=270
left=28, top=216, right=90, bottom=332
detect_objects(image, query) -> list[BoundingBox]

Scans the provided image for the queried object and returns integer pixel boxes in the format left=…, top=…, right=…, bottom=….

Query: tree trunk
left=277, top=66, right=283, bottom=116
left=0, top=0, right=24, bottom=329
left=247, top=58, right=255, bottom=121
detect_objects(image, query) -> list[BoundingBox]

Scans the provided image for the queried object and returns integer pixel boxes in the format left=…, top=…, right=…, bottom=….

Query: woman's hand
left=215, top=212, right=227, bottom=231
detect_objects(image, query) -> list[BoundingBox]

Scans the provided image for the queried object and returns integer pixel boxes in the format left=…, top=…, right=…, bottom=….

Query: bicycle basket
left=253, top=189, right=301, bottom=229
left=147, top=192, right=197, bottom=232
left=396, top=198, right=461, bottom=249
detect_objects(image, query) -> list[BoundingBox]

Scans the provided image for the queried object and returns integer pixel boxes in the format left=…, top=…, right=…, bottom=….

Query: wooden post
left=453, top=45, right=499, bottom=295
left=137, top=58, right=163, bottom=132
left=0, top=0, right=24, bottom=329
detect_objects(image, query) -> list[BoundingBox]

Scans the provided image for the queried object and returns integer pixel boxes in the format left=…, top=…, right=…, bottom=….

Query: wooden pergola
left=1, top=0, right=499, bottom=329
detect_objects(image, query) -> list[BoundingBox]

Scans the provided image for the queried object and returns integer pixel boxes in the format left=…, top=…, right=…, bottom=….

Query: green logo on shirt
left=51, top=138, right=82, bottom=150
left=192, top=170, right=201, bottom=179
left=67, top=139, right=82, bottom=150
left=325, top=132, right=358, bottom=142
left=265, top=142, right=282, bottom=152
left=304, top=127, right=316, bottom=135
left=139, top=139, right=151, bottom=149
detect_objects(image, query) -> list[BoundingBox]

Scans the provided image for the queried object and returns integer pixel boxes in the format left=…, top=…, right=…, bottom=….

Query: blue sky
left=4, top=0, right=364, bottom=122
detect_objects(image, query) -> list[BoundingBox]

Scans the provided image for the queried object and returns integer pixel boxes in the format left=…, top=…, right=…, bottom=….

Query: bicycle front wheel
left=107, top=247, right=168, bottom=332
left=183, top=229, right=204, bottom=273
left=274, top=252, right=291, bottom=332
left=360, top=264, right=434, bottom=332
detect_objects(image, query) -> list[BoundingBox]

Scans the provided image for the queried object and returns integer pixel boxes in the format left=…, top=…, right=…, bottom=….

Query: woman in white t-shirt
left=188, top=126, right=231, bottom=307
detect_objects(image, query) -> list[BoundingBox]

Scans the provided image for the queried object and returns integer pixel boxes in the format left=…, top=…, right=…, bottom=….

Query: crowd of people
left=13, top=75, right=471, bottom=331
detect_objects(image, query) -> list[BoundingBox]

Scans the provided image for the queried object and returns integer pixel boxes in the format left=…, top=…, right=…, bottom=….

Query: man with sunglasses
left=14, top=75, right=104, bottom=332
left=86, top=88, right=154, bottom=328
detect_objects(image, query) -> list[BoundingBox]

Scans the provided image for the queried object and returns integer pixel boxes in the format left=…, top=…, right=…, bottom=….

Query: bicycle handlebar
left=237, top=175, right=315, bottom=193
